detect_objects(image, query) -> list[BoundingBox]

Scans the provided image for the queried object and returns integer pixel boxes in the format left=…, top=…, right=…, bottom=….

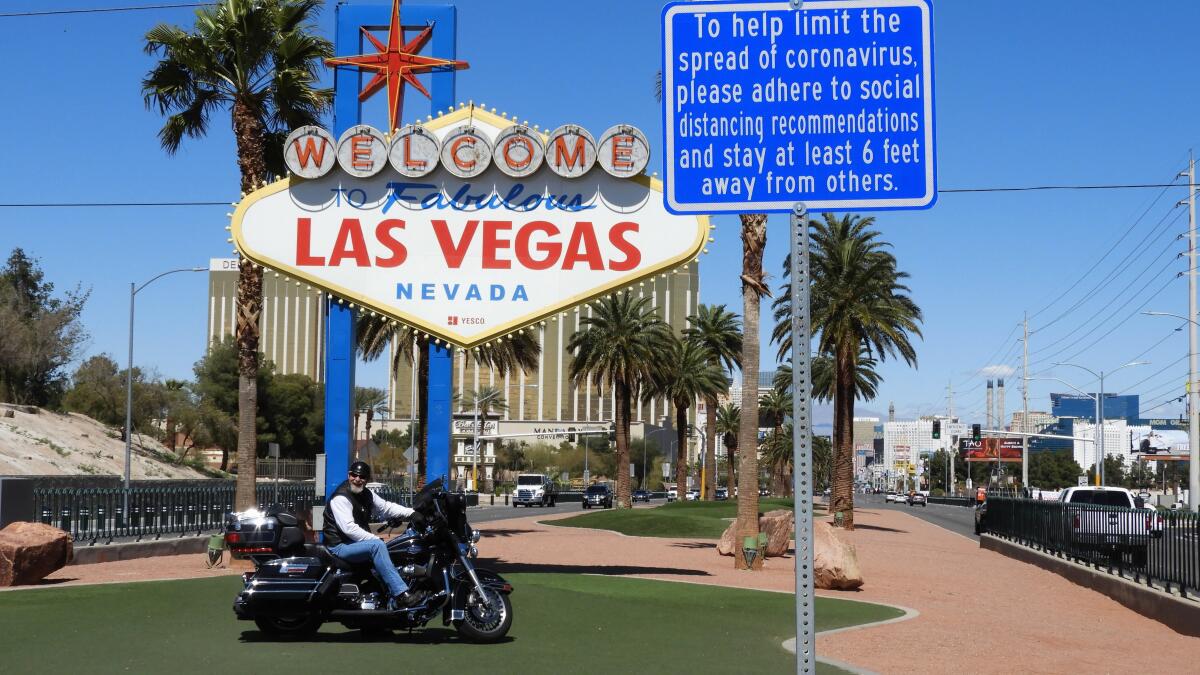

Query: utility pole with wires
left=947, top=381, right=955, bottom=495
left=1022, top=312, right=1030, bottom=490
left=1185, top=152, right=1199, bottom=512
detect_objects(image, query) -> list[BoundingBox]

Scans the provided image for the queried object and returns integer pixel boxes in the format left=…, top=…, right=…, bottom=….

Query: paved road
left=859, top=493, right=978, bottom=540
left=467, top=498, right=662, bottom=525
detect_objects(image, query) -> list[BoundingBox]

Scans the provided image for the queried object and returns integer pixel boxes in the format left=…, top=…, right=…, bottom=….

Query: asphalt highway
left=858, top=493, right=978, bottom=540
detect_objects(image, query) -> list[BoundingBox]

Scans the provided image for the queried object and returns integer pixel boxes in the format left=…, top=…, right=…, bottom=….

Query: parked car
left=715, top=487, right=728, bottom=500
left=582, top=484, right=614, bottom=509
left=686, top=489, right=700, bottom=501
left=907, top=492, right=927, bottom=507
left=632, top=489, right=651, bottom=503
left=666, top=488, right=679, bottom=502
left=759, top=488, right=771, bottom=497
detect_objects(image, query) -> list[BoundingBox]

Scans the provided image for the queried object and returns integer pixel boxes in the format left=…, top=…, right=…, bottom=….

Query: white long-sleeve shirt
left=328, top=490, right=415, bottom=543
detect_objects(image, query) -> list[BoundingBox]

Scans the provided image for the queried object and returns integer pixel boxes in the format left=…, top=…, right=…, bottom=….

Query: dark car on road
left=906, top=492, right=927, bottom=507
left=632, top=489, right=651, bottom=503
left=583, top=484, right=614, bottom=509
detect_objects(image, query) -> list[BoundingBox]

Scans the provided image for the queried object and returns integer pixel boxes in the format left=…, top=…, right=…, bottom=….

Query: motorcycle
left=227, top=478, right=513, bottom=641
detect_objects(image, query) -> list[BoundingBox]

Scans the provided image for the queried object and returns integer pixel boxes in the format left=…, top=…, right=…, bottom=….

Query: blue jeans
left=330, top=538, right=408, bottom=598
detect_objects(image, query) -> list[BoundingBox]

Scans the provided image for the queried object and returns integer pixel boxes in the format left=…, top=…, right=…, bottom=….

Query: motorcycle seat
left=304, top=544, right=356, bottom=572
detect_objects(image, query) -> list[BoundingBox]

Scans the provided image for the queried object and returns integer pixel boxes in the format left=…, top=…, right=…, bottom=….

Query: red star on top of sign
left=325, top=0, right=469, bottom=131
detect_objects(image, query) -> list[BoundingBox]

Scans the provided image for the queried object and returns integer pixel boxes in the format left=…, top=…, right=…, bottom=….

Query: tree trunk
left=735, top=212, right=768, bottom=570
left=675, top=401, right=688, bottom=497
left=231, top=98, right=267, bottom=511
left=704, top=396, right=717, bottom=499
left=831, top=341, right=856, bottom=528
left=365, top=409, right=374, bottom=444
left=726, top=441, right=738, bottom=497
left=615, top=379, right=632, bottom=508
left=416, top=337, right=429, bottom=488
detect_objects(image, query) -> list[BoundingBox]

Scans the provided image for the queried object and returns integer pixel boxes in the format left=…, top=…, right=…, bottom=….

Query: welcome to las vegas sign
left=230, top=105, right=709, bottom=348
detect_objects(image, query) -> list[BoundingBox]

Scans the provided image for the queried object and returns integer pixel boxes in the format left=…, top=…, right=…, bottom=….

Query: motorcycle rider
left=324, top=461, right=425, bottom=610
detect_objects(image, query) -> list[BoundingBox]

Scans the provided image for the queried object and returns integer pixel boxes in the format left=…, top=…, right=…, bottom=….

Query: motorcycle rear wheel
left=254, top=614, right=323, bottom=638
left=454, top=587, right=512, bottom=643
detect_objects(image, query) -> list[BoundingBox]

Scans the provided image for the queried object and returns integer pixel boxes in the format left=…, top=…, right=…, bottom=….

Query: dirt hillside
left=0, top=403, right=215, bottom=479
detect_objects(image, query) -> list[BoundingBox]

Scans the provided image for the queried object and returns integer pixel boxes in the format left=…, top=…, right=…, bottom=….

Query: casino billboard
left=230, top=106, right=708, bottom=348
left=959, top=437, right=1023, bottom=462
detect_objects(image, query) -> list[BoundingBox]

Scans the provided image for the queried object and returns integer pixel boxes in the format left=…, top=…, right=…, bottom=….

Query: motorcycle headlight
left=470, top=529, right=481, bottom=543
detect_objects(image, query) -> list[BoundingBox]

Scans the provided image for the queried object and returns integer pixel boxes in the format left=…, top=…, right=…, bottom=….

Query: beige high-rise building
left=207, top=258, right=327, bottom=380
left=388, top=262, right=701, bottom=429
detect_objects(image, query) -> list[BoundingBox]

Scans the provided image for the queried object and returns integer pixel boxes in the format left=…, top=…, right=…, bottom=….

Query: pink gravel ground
left=20, top=503, right=1200, bottom=672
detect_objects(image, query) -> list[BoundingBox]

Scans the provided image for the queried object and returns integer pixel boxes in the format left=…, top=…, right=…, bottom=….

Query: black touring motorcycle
left=226, top=479, right=513, bottom=641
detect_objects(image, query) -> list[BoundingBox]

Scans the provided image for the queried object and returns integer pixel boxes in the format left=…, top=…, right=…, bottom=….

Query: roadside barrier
left=985, top=497, right=1198, bottom=599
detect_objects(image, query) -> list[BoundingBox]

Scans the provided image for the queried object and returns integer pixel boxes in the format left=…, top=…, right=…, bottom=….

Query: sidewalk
left=24, top=502, right=1200, bottom=672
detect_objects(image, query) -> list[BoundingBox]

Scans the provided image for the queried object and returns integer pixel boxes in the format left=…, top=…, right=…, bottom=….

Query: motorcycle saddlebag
left=235, top=557, right=331, bottom=618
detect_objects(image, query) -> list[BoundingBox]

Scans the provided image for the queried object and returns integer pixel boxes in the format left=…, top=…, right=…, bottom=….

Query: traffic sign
left=661, top=0, right=936, bottom=213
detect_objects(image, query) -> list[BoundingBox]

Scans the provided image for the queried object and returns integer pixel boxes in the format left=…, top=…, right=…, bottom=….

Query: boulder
left=813, top=521, right=863, bottom=590
left=715, top=509, right=794, bottom=558
left=0, top=522, right=73, bottom=586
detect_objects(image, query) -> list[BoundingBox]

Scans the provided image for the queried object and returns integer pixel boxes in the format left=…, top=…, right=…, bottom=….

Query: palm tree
left=759, top=386, right=792, bottom=494
left=772, top=213, right=922, bottom=528
left=773, top=350, right=882, bottom=403
left=354, top=386, right=388, bottom=443
left=143, top=0, right=332, bottom=510
left=643, top=336, right=727, bottom=498
left=715, top=403, right=740, bottom=497
left=734, top=212, right=770, bottom=569
left=684, top=304, right=742, bottom=501
left=357, top=318, right=538, bottom=486
left=568, top=292, right=672, bottom=508
left=761, top=422, right=795, bottom=497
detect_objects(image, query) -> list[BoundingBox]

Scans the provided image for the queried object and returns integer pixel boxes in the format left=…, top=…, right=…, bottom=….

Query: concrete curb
left=70, top=535, right=211, bottom=565
left=781, top=601, right=917, bottom=674
left=980, top=534, right=1200, bottom=637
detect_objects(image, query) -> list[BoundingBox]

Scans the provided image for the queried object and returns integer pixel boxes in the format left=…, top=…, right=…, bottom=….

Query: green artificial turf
left=0, top=572, right=896, bottom=674
left=550, top=498, right=818, bottom=539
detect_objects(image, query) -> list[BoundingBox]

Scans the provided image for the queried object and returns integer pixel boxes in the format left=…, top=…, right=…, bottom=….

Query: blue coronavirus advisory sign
left=662, top=0, right=935, bottom=214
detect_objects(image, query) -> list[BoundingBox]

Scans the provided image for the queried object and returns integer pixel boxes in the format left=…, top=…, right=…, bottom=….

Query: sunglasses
left=349, top=472, right=367, bottom=479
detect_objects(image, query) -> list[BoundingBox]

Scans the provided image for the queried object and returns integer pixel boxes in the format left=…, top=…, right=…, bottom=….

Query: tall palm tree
left=773, top=350, right=882, bottom=403
left=684, top=304, right=742, bottom=500
left=772, top=213, right=922, bottom=528
left=643, top=336, right=727, bottom=497
left=759, top=385, right=792, bottom=494
left=357, top=318, right=538, bottom=486
left=734, top=212, right=770, bottom=569
left=568, top=292, right=672, bottom=508
left=762, top=421, right=795, bottom=497
left=715, top=402, right=740, bottom=497
left=143, top=0, right=332, bottom=509
left=354, top=386, right=388, bottom=442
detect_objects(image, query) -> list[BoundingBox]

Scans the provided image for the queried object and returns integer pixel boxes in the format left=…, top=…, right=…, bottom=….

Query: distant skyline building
left=1011, top=410, right=1056, bottom=434
left=206, top=258, right=326, bottom=380
left=882, top=418, right=966, bottom=486
left=1051, top=393, right=1139, bottom=422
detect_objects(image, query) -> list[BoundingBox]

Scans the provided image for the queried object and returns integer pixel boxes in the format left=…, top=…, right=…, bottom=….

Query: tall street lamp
left=645, top=416, right=670, bottom=490
left=470, top=389, right=502, bottom=493
left=1048, top=360, right=1148, bottom=486
left=124, top=266, right=205, bottom=523
left=1143, top=310, right=1200, bottom=511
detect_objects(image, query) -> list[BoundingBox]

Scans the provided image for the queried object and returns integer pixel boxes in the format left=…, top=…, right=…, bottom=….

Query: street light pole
left=472, top=390, right=501, bottom=492
left=1052, top=361, right=1148, bottom=487
left=124, top=267, right=205, bottom=524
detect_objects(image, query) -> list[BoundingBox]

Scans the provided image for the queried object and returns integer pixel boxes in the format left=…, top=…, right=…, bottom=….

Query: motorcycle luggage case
left=235, top=557, right=331, bottom=618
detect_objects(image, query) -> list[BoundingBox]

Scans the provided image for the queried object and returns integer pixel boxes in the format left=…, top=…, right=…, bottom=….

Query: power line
left=939, top=182, right=1188, bottom=194
left=0, top=3, right=210, bottom=17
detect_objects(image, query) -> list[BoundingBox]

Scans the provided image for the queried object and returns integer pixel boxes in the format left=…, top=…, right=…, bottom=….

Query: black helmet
left=348, top=461, right=372, bottom=481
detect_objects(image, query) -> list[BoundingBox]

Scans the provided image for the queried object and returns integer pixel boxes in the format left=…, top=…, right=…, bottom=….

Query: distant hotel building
left=207, top=258, right=326, bottom=380
left=882, top=417, right=966, bottom=485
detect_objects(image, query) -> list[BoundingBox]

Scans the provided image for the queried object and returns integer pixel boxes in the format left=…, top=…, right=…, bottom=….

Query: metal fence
left=928, top=496, right=972, bottom=507
left=33, top=483, right=317, bottom=544
left=255, top=458, right=317, bottom=480
left=985, top=497, right=1199, bottom=599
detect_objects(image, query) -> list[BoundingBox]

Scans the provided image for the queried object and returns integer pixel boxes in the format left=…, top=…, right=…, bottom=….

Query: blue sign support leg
left=426, top=343, right=453, bottom=485
left=323, top=302, right=356, bottom=499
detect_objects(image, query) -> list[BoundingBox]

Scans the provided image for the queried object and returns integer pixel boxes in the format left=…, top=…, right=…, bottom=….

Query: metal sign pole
left=790, top=203, right=815, bottom=673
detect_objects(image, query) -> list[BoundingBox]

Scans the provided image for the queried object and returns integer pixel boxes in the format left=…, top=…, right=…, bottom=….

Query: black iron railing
left=33, top=483, right=317, bottom=544
left=985, top=497, right=1199, bottom=599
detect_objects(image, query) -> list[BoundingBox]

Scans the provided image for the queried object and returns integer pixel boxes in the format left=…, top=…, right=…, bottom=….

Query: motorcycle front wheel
left=454, top=587, right=512, bottom=642
left=254, top=614, right=323, bottom=638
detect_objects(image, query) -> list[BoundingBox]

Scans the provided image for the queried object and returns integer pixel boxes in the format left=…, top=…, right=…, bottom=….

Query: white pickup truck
left=1059, top=486, right=1164, bottom=566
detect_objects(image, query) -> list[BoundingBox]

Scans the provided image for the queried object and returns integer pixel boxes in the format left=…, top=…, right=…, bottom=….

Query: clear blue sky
left=3, top=0, right=1199, bottom=427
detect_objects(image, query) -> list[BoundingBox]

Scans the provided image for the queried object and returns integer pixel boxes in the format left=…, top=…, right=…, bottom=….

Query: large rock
left=813, top=521, right=863, bottom=590
left=0, top=522, right=73, bottom=586
left=715, top=509, right=794, bottom=558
